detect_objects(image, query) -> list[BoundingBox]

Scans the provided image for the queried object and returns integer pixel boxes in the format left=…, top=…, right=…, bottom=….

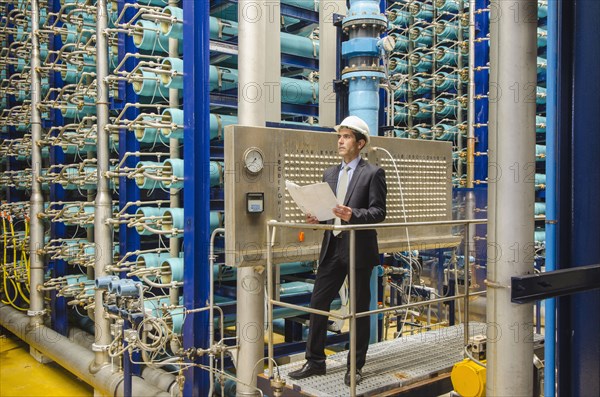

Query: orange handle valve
left=298, top=231, right=305, bottom=242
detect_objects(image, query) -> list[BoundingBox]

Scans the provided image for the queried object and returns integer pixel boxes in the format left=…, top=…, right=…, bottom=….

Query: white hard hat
left=334, top=116, right=370, bottom=146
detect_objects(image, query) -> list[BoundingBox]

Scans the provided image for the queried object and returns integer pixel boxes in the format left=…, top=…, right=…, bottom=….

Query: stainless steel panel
left=225, top=126, right=460, bottom=267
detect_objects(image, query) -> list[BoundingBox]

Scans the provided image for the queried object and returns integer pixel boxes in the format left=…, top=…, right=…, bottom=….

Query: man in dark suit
left=288, top=116, right=387, bottom=386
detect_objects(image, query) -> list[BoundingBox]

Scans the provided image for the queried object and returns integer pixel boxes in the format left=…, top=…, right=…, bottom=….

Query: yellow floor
left=0, top=333, right=93, bottom=397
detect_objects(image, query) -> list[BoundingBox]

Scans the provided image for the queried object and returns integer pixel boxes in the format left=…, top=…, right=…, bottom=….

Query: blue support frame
left=47, top=0, right=68, bottom=336
left=117, top=0, right=141, bottom=267
left=183, top=0, right=211, bottom=394
left=114, top=0, right=144, bottom=385
left=555, top=1, right=600, bottom=396
left=469, top=0, right=490, bottom=272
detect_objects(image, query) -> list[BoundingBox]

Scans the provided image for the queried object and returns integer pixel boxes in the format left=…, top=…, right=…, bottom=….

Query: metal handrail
left=266, top=217, right=488, bottom=397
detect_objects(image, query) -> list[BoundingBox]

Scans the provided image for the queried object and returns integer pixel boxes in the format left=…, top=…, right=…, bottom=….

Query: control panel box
left=225, top=126, right=460, bottom=267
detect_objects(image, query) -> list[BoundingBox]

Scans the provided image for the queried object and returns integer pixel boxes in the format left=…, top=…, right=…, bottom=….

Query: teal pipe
left=409, top=51, right=433, bottom=73
left=394, top=105, right=409, bottom=124
left=282, top=0, right=318, bottom=11
left=535, top=173, right=546, bottom=190
left=134, top=161, right=162, bottom=190
left=135, top=116, right=167, bottom=144
left=389, top=57, right=408, bottom=74
left=407, top=126, right=430, bottom=139
left=161, top=258, right=184, bottom=283
left=134, top=20, right=168, bottom=51
left=209, top=16, right=318, bottom=58
left=135, top=207, right=168, bottom=236
left=409, top=1, right=433, bottom=20
left=537, top=86, right=547, bottom=105
left=210, top=211, right=223, bottom=234
left=208, top=66, right=318, bottom=104
left=160, top=108, right=184, bottom=140
left=435, top=97, right=461, bottom=117
left=388, top=6, right=410, bottom=27
left=133, top=20, right=182, bottom=55
left=209, top=65, right=238, bottom=91
left=209, top=114, right=237, bottom=140
left=163, top=208, right=184, bottom=236
left=536, top=144, right=546, bottom=161
left=534, top=229, right=545, bottom=243
left=436, top=0, right=460, bottom=13
left=133, top=70, right=169, bottom=97
left=538, top=27, right=547, bottom=48
left=436, top=20, right=459, bottom=40
left=136, top=0, right=169, bottom=5
left=60, top=23, right=94, bottom=45
left=434, top=123, right=460, bottom=140
left=137, top=253, right=171, bottom=282
left=162, top=159, right=184, bottom=189
left=537, top=56, right=547, bottom=74
left=534, top=202, right=546, bottom=216
left=159, top=6, right=183, bottom=39
left=536, top=115, right=546, bottom=133
left=409, top=76, right=432, bottom=95
left=160, top=57, right=183, bottom=89
left=409, top=26, right=433, bottom=46
left=210, top=161, right=224, bottom=187
left=409, top=99, right=433, bottom=119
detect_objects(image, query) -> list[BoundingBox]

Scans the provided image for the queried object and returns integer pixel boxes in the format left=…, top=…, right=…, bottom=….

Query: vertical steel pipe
left=93, top=0, right=113, bottom=370
left=265, top=1, right=281, bottom=122
left=236, top=1, right=266, bottom=395
left=168, top=0, right=181, bottom=307
left=266, top=223, right=275, bottom=381
left=486, top=1, right=537, bottom=395
left=349, top=229, right=357, bottom=396
left=28, top=0, right=46, bottom=328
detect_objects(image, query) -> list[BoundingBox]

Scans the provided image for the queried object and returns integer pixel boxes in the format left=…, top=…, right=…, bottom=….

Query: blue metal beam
left=48, top=0, right=68, bottom=336
left=556, top=1, right=600, bottom=396
left=183, top=0, right=211, bottom=394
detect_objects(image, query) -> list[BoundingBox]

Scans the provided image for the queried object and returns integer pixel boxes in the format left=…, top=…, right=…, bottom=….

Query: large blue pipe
left=545, top=0, right=558, bottom=395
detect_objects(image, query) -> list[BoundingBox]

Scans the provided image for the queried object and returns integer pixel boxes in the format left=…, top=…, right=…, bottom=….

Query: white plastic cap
left=334, top=115, right=371, bottom=146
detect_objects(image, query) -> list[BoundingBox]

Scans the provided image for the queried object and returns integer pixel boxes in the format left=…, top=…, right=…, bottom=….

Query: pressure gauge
left=243, top=147, right=264, bottom=174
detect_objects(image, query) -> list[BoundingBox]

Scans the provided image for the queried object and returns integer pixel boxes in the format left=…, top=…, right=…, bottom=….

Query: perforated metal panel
left=225, top=126, right=460, bottom=267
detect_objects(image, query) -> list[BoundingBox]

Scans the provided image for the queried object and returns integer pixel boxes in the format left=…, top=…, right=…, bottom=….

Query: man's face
left=337, top=127, right=364, bottom=161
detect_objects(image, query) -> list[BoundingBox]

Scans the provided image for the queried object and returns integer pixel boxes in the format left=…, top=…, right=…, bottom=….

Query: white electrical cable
left=370, top=146, right=416, bottom=339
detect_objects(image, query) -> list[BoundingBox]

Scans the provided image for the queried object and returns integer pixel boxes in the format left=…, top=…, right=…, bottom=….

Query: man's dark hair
left=352, top=130, right=367, bottom=144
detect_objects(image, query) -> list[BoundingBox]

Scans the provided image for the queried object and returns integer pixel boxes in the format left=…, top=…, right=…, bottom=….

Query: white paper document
left=285, top=180, right=339, bottom=221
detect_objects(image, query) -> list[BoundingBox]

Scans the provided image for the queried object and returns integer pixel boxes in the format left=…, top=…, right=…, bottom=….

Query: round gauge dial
left=243, top=147, right=264, bottom=174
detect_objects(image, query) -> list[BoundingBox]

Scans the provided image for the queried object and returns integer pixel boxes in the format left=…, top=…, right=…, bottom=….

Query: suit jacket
left=319, top=158, right=387, bottom=268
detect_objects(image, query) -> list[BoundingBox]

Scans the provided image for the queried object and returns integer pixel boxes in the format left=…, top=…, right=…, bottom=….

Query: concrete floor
left=0, top=332, right=92, bottom=397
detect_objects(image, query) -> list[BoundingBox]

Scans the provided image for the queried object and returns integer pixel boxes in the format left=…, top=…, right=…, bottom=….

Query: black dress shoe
left=344, top=368, right=363, bottom=386
left=288, top=361, right=326, bottom=379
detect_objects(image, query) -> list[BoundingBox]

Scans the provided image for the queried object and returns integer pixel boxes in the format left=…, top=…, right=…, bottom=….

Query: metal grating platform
left=269, top=323, right=542, bottom=396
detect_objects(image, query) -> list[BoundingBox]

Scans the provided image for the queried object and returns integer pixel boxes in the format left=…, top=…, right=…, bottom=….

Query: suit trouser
left=305, top=236, right=374, bottom=369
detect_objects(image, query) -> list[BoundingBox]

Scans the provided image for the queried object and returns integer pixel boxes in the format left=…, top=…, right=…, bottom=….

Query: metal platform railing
left=266, top=218, right=487, bottom=396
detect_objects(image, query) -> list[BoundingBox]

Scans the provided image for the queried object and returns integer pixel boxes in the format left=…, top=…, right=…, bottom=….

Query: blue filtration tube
left=208, top=16, right=318, bottom=59
left=208, top=66, right=317, bottom=104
